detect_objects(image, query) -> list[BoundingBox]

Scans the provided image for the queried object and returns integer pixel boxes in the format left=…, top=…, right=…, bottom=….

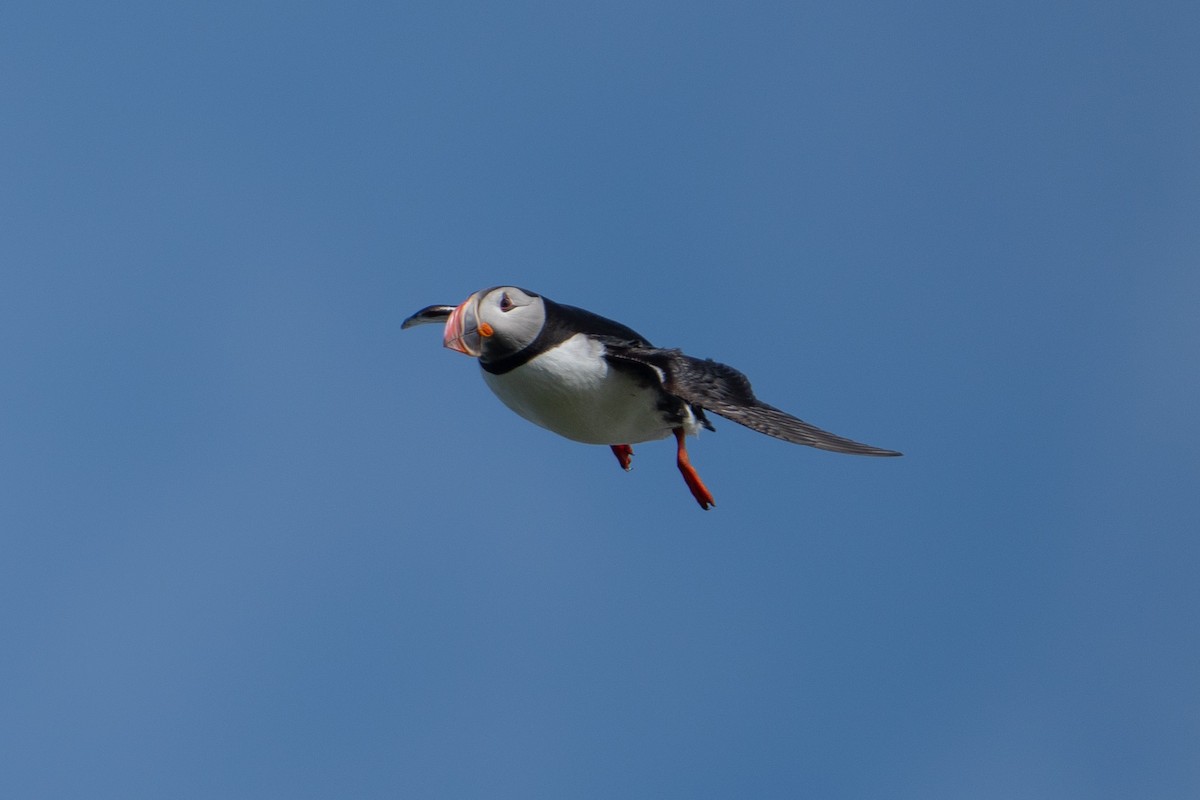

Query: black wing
left=604, top=342, right=902, bottom=456
left=402, top=305, right=456, bottom=329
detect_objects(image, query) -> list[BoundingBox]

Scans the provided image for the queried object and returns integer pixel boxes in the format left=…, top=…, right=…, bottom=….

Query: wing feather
left=402, top=305, right=456, bottom=329
left=605, top=342, right=902, bottom=456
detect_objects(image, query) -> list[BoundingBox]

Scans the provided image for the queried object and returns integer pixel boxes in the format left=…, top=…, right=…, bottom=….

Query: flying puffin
left=403, top=286, right=900, bottom=509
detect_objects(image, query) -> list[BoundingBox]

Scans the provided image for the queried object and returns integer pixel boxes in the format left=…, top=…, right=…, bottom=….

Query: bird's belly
left=481, top=340, right=675, bottom=445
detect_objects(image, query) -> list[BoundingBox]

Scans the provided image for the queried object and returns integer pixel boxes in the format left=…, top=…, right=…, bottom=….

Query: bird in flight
left=403, top=286, right=901, bottom=509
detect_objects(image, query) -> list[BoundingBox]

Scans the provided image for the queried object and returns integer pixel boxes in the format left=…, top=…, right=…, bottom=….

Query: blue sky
left=2, top=2, right=1198, bottom=797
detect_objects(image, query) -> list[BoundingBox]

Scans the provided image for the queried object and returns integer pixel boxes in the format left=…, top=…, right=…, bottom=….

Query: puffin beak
left=443, top=293, right=483, bottom=356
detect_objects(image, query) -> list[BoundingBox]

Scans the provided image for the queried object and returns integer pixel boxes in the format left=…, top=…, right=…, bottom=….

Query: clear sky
left=2, top=2, right=1198, bottom=798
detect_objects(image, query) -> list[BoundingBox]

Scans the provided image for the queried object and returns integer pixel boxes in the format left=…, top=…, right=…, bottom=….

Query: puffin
left=403, top=286, right=900, bottom=509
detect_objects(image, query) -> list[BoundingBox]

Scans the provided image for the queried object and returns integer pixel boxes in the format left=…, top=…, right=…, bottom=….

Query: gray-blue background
left=3, top=2, right=1197, bottom=797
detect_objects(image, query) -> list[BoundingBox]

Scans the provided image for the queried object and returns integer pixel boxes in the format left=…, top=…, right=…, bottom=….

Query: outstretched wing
left=402, top=305, right=456, bottom=329
left=604, top=342, right=902, bottom=456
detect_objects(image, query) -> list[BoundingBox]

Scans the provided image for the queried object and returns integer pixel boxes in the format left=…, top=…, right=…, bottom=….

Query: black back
left=479, top=295, right=652, bottom=375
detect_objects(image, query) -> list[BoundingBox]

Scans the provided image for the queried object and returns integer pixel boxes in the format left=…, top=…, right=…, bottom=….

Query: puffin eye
left=499, top=293, right=514, bottom=311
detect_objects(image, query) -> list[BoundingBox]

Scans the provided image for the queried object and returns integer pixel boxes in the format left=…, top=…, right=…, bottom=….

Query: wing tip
left=402, top=304, right=455, bottom=329
left=817, top=443, right=903, bottom=457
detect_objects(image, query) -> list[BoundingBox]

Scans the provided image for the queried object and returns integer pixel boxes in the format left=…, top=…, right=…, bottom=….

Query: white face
left=443, top=285, right=546, bottom=360
left=474, top=286, right=545, bottom=360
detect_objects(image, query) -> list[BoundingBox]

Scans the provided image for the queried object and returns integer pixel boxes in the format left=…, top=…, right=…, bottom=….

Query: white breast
left=480, top=334, right=689, bottom=445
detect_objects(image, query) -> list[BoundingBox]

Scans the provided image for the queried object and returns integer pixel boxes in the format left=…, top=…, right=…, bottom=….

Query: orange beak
left=442, top=293, right=483, bottom=356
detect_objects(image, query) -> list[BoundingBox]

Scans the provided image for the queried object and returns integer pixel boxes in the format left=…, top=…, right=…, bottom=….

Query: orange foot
left=610, top=444, right=634, bottom=471
left=673, top=428, right=715, bottom=510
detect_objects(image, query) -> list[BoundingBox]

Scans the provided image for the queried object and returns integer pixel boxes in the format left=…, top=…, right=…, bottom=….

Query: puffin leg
left=673, top=427, right=715, bottom=510
left=610, top=444, right=634, bottom=471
